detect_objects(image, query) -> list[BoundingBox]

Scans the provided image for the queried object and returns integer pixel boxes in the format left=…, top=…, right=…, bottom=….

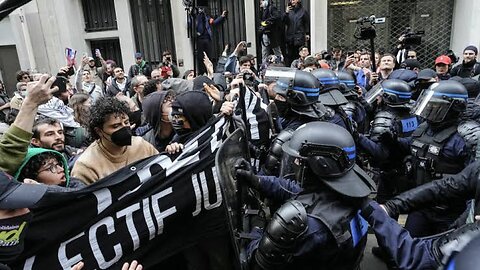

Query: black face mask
left=0, top=212, right=33, bottom=263
left=129, top=110, right=142, bottom=130
left=171, top=117, right=192, bottom=136
left=109, top=126, right=132, bottom=146
left=274, top=99, right=289, bottom=117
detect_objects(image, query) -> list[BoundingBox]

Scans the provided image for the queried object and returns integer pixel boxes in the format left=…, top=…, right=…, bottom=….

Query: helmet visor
left=365, top=83, right=383, bottom=104
left=412, top=89, right=452, bottom=122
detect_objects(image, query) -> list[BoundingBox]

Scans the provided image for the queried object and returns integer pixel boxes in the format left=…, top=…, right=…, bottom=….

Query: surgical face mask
left=20, top=90, right=27, bottom=97
left=106, top=126, right=132, bottom=146
left=0, top=212, right=33, bottom=263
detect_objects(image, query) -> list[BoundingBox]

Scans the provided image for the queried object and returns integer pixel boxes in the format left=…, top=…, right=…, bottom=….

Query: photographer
left=158, top=50, right=180, bottom=79
left=395, top=28, right=423, bottom=65
left=259, top=0, right=283, bottom=63
left=450, top=45, right=480, bottom=78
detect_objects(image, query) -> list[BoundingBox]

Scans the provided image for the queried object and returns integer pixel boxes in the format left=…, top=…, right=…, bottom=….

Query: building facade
left=0, top=0, right=478, bottom=95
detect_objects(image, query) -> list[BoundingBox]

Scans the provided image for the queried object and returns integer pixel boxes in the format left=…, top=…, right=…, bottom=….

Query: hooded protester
left=14, top=148, right=85, bottom=190
left=140, top=91, right=175, bottom=152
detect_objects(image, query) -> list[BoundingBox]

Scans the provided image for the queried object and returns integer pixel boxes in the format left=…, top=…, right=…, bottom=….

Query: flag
left=11, top=117, right=232, bottom=270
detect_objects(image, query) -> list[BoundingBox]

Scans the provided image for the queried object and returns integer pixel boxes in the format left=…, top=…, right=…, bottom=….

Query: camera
left=402, top=27, right=424, bottom=46
left=354, top=15, right=378, bottom=40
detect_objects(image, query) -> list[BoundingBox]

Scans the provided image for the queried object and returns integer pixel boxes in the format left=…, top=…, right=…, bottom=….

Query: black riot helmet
left=282, top=122, right=375, bottom=198
left=274, top=70, right=326, bottom=118
left=336, top=70, right=357, bottom=97
left=365, top=79, right=412, bottom=107
left=311, top=68, right=348, bottom=106
left=441, top=233, right=480, bottom=270
left=412, top=80, right=468, bottom=123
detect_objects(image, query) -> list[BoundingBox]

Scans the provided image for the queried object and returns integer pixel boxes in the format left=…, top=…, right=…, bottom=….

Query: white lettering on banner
left=89, top=217, right=123, bottom=269
left=50, top=172, right=221, bottom=269
left=58, top=232, right=85, bottom=269
left=151, top=188, right=177, bottom=235
left=116, top=203, right=141, bottom=251
left=93, top=189, right=113, bottom=214
left=192, top=174, right=202, bottom=217
left=142, top=197, right=156, bottom=240
left=192, top=168, right=223, bottom=216
left=199, top=168, right=222, bottom=210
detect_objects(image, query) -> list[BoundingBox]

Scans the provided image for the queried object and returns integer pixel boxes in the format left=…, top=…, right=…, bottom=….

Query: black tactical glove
left=235, top=158, right=261, bottom=190
left=379, top=131, right=398, bottom=148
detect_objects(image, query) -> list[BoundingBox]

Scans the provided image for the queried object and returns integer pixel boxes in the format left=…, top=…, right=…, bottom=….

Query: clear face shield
left=411, top=89, right=453, bottom=123
left=364, top=83, right=383, bottom=104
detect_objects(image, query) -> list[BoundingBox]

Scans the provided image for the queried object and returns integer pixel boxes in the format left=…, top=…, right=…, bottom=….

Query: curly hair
left=89, top=97, right=130, bottom=140
left=16, top=70, right=30, bottom=82
left=17, top=152, right=62, bottom=182
left=69, top=93, right=91, bottom=127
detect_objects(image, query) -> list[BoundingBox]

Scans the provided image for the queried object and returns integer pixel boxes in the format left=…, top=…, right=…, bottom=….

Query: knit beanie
left=464, top=45, right=478, bottom=55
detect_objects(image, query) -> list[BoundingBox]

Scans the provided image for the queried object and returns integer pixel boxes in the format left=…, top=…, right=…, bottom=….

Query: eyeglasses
left=38, top=162, right=63, bottom=174
left=164, top=94, right=175, bottom=103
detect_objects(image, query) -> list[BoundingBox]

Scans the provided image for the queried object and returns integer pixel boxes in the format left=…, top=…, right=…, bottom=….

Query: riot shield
left=215, top=128, right=250, bottom=270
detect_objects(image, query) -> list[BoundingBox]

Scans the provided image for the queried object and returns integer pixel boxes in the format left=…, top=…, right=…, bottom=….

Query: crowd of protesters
left=2, top=0, right=480, bottom=269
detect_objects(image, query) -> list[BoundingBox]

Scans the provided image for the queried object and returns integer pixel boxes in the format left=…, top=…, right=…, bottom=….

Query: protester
left=450, top=45, right=480, bottom=78
left=283, top=0, right=309, bottom=66
left=106, top=67, right=132, bottom=97
left=128, top=52, right=152, bottom=79
left=82, top=50, right=107, bottom=93
left=259, top=0, right=283, bottom=63
left=71, top=97, right=158, bottom=184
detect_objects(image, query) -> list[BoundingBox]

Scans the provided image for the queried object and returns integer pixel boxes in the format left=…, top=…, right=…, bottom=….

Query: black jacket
left=283, top=4, right=309, bottom=46
left=261, top=4, right=283, bottom=48
left=106, top=78, right=132, bottom=97
left=384, top=161, right=480, bottom=220
left=450, top=60, right=480, bottom=78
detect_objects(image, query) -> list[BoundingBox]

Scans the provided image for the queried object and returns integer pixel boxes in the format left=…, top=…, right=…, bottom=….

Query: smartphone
left=95, top=49, right=100, bottom=56
left=246, top=42, right=252, bottom=48
left=347, top=51, right=354, bottom=57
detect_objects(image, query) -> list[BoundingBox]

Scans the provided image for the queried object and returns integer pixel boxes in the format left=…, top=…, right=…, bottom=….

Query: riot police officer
left=337, top=70, right=368, bottom=133
left=311, top=68, right=354, bottom=133
left=236, top=122, right=376, bottom=270
left=357, top=79, right=419, bottom=203
left=396, top=80, right=471, bottom=237
left=264, top=70, right=326, bottom=175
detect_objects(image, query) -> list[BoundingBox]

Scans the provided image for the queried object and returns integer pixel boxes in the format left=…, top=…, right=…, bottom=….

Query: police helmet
left=336, top=70, right=356, bottom=93
left=312, top=68, right=348, bottom=106
left=282, top=122, right=375, bottom=198
left=412, top=80, right=467, bottom=123
left=274, top=70, right=326, bottom=118
left=442, top=233, right=480, bottom=270
left=274, top=70, right=320, bottom=106
left=365, top=79, right=412, bottom=107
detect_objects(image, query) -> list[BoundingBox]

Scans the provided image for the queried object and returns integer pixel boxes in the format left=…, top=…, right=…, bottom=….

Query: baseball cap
left=0, top=172, right=47, bottom=209
left=87, top=57, right=95, bottom=62
left=135, top=52, right=143, bottom=59
left=435, top=55, right=452, bottom=65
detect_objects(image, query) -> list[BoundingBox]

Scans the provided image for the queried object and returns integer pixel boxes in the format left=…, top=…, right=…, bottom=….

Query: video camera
left=401, top=27, right=425, bottom=46
left=354, top=15, right=384, bottom=40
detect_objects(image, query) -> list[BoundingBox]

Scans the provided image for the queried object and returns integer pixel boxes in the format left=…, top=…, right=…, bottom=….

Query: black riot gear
left=273, top=70, right=326, bottom=119
left=254, top=200, right=308, bottom=269
left=370, top=110, right=418, bottom=141
left=365, top=79, right=412, bottom=107
left=311, top=68, right=348, bottom=106
left=413, top=80, right=468, bottom=123
left=336, top=70, right=357, bottom=97
left=282, top=121, right=375, bottom=197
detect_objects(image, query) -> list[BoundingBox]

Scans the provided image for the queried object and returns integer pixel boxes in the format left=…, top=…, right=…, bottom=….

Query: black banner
left=12, top=117, right=232, bottom=270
